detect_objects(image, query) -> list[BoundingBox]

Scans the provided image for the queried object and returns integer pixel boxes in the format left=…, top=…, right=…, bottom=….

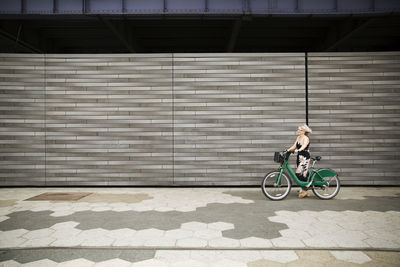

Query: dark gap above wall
left=0, top=15, right=399, bottom=54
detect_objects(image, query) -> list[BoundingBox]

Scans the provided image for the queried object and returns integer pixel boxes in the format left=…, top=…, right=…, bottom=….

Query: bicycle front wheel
left=261, top=171, right=291, bottom=201
left=312, top=171, right=340, bottom=200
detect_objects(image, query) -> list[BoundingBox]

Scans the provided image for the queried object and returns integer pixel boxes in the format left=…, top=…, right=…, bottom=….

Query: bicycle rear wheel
left=261, top=171, right=291, bottom=200
left=312, top=171, right=340, bottom=200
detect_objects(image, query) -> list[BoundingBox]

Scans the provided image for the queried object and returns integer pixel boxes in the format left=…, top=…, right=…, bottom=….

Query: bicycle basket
left=274, top=152, right=284, bottom=163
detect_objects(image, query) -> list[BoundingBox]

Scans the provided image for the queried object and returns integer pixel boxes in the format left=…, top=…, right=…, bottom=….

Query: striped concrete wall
left=44, top=54, right=173, bottom=186
left=0, top=52, right=399, bottom=186
left=0, top=54, right=45, bottom=185
left=173, top=53, right=305, bottom=185
left=1, top=54, right=174, bottom=186
left=308, top=52, right=400, bottom=185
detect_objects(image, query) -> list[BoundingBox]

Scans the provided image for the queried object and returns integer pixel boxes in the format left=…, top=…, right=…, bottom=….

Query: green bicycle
left=261, top=150, right=340, bottom=200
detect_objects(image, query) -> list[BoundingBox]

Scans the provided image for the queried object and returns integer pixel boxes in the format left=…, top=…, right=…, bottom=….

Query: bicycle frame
left=276, top=156, right=329, bottom=187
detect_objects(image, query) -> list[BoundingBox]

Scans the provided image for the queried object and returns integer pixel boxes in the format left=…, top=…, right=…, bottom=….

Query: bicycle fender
left=316, top=169, right=337, bottom=178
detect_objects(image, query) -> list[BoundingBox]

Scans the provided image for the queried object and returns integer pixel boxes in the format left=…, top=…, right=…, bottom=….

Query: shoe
left=298, top=191, right=310, bottom=198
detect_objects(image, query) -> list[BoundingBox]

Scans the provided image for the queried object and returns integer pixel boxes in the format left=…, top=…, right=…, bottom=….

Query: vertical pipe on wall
left=44, top=53, right=47, bottom=185
left=172, top=53, right=175, bottom=184
left=305, top=52, right=309, bottom=125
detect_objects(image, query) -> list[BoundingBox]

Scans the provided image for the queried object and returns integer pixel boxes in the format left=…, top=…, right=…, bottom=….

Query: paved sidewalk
left=0, top=187, right=399, bottom=266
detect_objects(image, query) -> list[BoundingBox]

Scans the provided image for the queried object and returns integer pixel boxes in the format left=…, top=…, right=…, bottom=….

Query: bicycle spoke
left=262, top=171, right=291, bottom=200
left=325, top=177, right=334, bottom=185
left=312, top=175, right=340, bottom=200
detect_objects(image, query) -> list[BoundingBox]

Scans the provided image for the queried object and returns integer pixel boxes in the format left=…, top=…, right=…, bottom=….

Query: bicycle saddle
left=312, top=156, right=322, bottom=161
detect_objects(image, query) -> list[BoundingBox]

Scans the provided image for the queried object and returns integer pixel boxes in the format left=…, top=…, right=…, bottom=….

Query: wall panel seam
left=172, top=53, right=175, bottom=184
left=305, top=52, right=309, bottom=125
left=44, top=53, right=47, bottom=186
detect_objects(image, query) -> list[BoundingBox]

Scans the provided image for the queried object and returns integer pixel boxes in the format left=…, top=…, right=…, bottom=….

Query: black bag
left=274, top=152, right=284, bottom=163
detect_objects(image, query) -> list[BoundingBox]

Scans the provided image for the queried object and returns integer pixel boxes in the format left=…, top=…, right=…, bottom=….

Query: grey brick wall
left=1, top=54, right=174, bottom=186
left=173, top=53, right=305, bottom=185
left=0, top=52, right=399, bottom=186
left=308, top=52, right=400, bottom=185
left=0, top=54, right=45, bottom=185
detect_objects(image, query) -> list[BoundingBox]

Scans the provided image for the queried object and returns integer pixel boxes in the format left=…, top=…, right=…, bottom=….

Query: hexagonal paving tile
left=57, top=258, right=95, bottom=267
left=22, top=229, right=55, bottom=240
left=134, top=229, right=164, bottom=239
left=50, top=211, right=75, bottom=217
left=171, top=259, right=208, bottom=267
left=1, top=229, right=28, bottom=239
left=260, top=250, right=299, bottom=263
left=144, top=236, right=176, bottom=247
left=207, top=222, right=234, bottom=231
left=271, top=237, right=305, bottom=248
left=80, top=235, right=114, bottom=247
left=131, top=259, right=168, bottom=267
left=77, top=229, right=109, bottom=240
left=330, top=251, right=372, bottom=264
left=221, top=251, right=263, bottom=263
left=20, top=237, right=56, bottom=247
left=208, top=237, right=240, bottom=248
left=51, top=228, right=82, bottom=240
left=190, top=251, right=225, bottom=263
left=240, top=237, right=273, bottom=248
left=181, top=222, right=208, bottom=231
left=50, top=221, right=80, bottom=230
left=0, top=237, right=27, bottom=248
left=94, top=258, right=131, bottom=267
left=50, top=235, right=86, bottom=247
left=193, top=229, right=222, bottom=239
left=20, top=259, right=58, bottom=267
left=155, top=250, right=191, bottom=264
left=210, top=259, right=247, bottom=267
left=0, top=260, right=20, bottom=267
left=176, top=238, right=207, bottom=248
left=106, top=228, right=136, bottom=239
left=165, top=229, right=193, bottom=239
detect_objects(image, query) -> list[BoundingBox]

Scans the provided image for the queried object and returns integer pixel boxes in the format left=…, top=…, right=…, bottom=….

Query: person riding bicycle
left=287, top=124, right=312, bottom=198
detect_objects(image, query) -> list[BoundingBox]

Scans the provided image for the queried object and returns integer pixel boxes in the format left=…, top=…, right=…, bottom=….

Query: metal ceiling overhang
left=0, top=0, right=399, bottom=16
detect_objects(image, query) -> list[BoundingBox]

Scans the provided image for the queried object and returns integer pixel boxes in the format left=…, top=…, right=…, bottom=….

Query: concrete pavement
left=0, top=187, right=399, bottom=266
